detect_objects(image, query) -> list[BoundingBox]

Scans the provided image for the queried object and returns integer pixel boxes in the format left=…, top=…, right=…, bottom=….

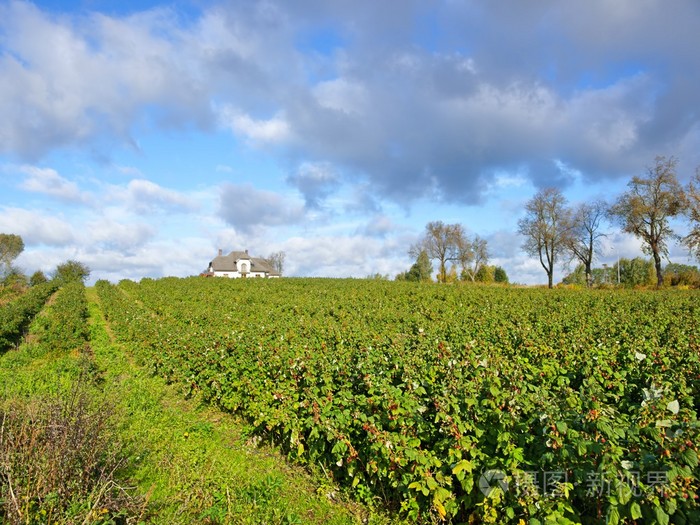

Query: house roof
left=251, top=257, right=279, bottom=275
left=209, top=250, right=279, bottom=275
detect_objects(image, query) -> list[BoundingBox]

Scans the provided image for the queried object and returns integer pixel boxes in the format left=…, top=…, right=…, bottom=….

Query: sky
left=2, top=0, right=700, bottom=284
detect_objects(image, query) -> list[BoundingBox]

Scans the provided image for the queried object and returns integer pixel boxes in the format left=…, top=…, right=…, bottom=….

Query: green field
left=2, top=278, right=699, bottom=524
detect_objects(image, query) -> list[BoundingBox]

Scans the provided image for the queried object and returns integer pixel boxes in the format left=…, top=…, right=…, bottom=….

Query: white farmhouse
left=203, top=249, right=280, bottom=278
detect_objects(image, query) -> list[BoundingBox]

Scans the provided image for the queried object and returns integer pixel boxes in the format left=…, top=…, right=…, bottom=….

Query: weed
left=0, top=374, right=144, bottom=524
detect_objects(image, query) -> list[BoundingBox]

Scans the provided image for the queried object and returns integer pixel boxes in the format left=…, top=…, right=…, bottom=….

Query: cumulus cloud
left=0, top=207, right=75, bottom=246
left=110, top=179, right=199, bottom=214
left=3, top=0, right=700, bottom=203
left=220, top=107, right=292, bottom=145
left=282, top=234, right=396, bottom=277
left=0, top=1, right=211, bottom=159
left=218, top=183, right=305, bottom=233
left=16, top=165, right=90, bottom=203
left=85, top=218, right=155, bottom=252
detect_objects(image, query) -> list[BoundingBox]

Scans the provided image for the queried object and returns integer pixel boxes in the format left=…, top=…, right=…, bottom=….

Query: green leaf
left=607, top=506, right=620, bottom=525
left=617, top=483, right=632, bottom=505
left=655, top=506, right=670, bottom=525
left=452, top=459, right=473, bottom=475
left=630, top=501, right=642, bottom=520
left=426, top=477, right=438, bottom=490
left=682, top=448, right=698, bottom=469
left=667, top=400, right=680, bottom=415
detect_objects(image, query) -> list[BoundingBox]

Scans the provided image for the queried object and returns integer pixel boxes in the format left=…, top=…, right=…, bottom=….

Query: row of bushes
left=97, top=278, right=699, bottom=523
left=29, top=281, right=90, bottom=355
left=0, top=281, right=58, bottom=352
left=1, top=282, right=144, bottom=524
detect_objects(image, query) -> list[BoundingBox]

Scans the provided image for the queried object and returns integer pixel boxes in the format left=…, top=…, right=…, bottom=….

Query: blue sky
left=2, top=0, right=700, bottom=284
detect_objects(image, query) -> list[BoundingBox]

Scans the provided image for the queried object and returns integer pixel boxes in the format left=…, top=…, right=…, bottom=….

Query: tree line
left=0, top=233, right=90, bottom=292
left=401, top=156, right=700, bottom=288
left=520, top=156, right=700, bottom=288
left=396, top=221, right=508, bottom=284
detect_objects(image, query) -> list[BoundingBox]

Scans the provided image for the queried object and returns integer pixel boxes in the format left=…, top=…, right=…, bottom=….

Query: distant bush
left=29, top=270, right=48, bottom=287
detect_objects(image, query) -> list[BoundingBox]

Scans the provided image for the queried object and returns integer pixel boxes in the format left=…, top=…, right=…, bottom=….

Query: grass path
left=85, top=287, right=389, bottom=525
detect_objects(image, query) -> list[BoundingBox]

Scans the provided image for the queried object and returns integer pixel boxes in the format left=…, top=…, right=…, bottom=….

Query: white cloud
left=313, top=78, right=368, bottom=115
left=109, top=179, right=199, bottom=214
left=116, top=165, right=143, bottom=177
left=0, top=207, right=75, bottom=246
left=218, top=183, right=305, bottom=233
left=85, top=218, right=155, bottom=251
left=17, top=165, right=89, bottom=203
left=220, top=107, right=292, bottom=144
left=283, top=234, right=387, bottom=277
left=0, top=1, right=211, bottom=158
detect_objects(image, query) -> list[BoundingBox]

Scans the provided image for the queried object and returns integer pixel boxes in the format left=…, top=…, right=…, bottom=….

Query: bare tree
left=609, top=156, right=685, bottom=287
left=267, top=251, right=286, bottom=276
left=682, top=168, right=700, bottom=260
left=566, top=201, right=607, bottom=287
left=518, top=188, right=571, bottom=288
left=460, top=235, right=489, bottom=282
left=410, top=221, right=465, bottom=283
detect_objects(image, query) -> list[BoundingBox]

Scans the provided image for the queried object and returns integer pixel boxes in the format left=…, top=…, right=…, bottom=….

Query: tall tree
left=460, top=235, right=489, bottom=282
left=609, top=156, right=685, bottom=287
left=408, top=250, right=433, bottom=282
left=0, top=233, right=24, bottom=277
left=682, top=168, right=700, bottom=260
left=494, top=266, right=509, bottom=283
left=53, top=260, right=90, bottom=284
left=266, top=251, right=286, bottom=276
left=615, top=257, right=656, bottom=287
left=411, top=221, right=465, bottom=283
left=474, top=264, right=495, bottom=283
left=566, top=200, right=607, bottom=287
left=518, top=188, right=571, bottom=288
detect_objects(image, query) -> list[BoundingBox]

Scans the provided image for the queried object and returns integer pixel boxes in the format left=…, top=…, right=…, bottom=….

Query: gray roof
left=209, top=251, right=279, bottom=275
left=250, top=257, right=279, bottom=275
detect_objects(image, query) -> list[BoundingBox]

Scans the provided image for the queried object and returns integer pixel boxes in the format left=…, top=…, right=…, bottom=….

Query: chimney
left=245, top=249, right=248, bottom=255
left=218, top=248, right=222, bottom=256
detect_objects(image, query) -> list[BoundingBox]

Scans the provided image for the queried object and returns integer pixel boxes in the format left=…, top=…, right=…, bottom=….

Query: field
left=2, top=278, right=699, bottom=524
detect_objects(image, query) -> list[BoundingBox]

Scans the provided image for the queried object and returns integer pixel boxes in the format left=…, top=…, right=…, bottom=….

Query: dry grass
left=0, top=373, right=145, bottom=524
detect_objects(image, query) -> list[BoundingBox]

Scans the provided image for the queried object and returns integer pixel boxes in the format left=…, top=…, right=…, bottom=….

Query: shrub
left=0, top=376, right=144, bottom=524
